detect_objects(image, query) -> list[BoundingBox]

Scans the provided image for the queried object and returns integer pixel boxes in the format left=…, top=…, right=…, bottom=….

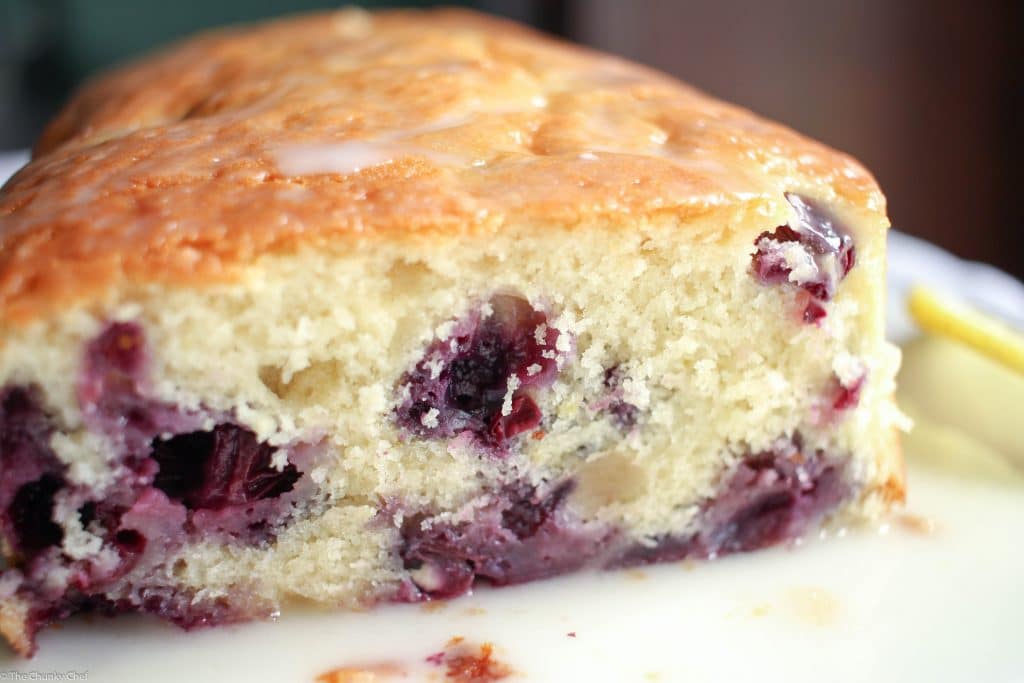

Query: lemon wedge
left=908, top=286, right=1024, bottom=375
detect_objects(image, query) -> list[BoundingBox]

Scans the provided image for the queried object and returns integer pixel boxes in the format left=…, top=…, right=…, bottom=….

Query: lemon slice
left=908, top=286, right=1024, bottom=375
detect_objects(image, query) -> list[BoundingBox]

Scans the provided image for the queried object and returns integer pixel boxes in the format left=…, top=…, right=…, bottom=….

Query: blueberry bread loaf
left=0, top=8, right=904, bottom=655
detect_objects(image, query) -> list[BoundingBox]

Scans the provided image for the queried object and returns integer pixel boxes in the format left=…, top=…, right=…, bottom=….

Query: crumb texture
left=0, top=211, right=901, bottom=654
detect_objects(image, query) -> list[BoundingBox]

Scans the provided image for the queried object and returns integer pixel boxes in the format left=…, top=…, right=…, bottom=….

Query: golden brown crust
left=0, top=8, right=886, bottom=324
left=881, top=424, right=908, bottom=504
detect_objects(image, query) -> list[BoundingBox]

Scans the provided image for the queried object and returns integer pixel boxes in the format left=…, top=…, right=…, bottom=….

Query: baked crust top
left=0, top=8, right=886, bottom=323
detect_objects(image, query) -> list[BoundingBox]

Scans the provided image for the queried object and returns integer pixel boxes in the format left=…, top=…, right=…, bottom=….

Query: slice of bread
left=0, top=8, right=903, bottom=656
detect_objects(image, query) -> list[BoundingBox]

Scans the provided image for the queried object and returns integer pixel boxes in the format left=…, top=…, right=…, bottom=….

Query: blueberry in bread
left=0, top=8, right=904, bottom=656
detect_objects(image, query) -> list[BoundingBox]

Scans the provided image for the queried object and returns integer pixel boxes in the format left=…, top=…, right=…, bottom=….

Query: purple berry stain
left=397, top=438, right=852, bottom=600
left=0, top=322, right=315, bottom=654
left=395, top=294, right=565, bottom=452
left=399, top=480, right=609, bottom=599
left=831, top=374, right=865, bottom=412
left=152, top=425, right=300, bottom=510
left=0, top=386, right=65, bottom=558
left=595, top=366, right=640, bottom=430
left=614, top=438, right=849, bottom=567
left=752, top=193, right=856, bottom=323
left=78, top=322, right=199, bottom=464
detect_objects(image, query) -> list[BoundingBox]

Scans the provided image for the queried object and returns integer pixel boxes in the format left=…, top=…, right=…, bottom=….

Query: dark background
left=1, top=0, right=1021, bottom=278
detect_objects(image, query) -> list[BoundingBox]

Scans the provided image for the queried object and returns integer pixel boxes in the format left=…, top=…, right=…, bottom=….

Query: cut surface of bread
left=0, top=8, right=903, bottom=656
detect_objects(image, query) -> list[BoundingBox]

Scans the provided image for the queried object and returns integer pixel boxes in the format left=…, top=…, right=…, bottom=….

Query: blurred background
left=0, top=0, right=1020, bottom=278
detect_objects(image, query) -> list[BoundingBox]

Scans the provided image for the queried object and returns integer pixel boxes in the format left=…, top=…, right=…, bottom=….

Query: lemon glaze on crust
left=0, top=8, right=885, bottom=325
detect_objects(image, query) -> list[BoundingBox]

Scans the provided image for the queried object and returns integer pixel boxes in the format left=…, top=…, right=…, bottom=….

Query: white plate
left=1, top=152, right=1022, bottom=683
